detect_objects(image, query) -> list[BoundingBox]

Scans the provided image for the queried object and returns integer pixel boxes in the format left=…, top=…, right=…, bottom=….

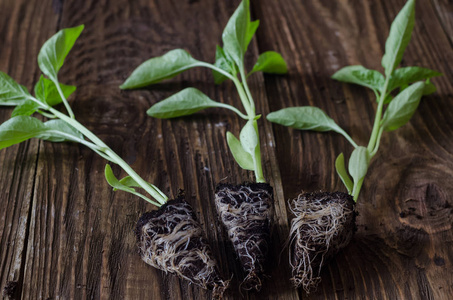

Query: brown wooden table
left=1, top=0, right=452, bottom=299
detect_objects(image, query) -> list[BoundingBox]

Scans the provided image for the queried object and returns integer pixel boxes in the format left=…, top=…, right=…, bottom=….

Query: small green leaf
left=226, top=131, right=254, bottom=170
left=222, top=0, right=255, bottom=68
left=0, top=72, right=32, bottom=106
left=332, top=65, right=384, bottom=92
left=0, top=116, right=84, bottom=150
left=120, top=49, right=200, bottom=89
left=348, top=146, right=369, bottom=192
left=11, top=100, right=41, bottom=117
left=239, top=119, right=259, bottom=156
left=249, top=51, right=288, bottom=76
left=335, top=153, right=353, bottom=194
left=147, top=88, right=220, bottom=118
left=381, top=0, right=416, bottom=76
left=212, top=45, right=235, bottom=84
left=388, top=66, right=442, bottom=93
left=104, top=164, right=136, bottom=193
left=34, top=75, right=76, bottom=106
left=422, top=79, right=437, bottom=95
left=0, top=116, right=46, bottom=149
left=382, top=81, right=425, bottom=131
left=266, top=106, right=343, bottom=132
left=38, top=25, right=84, bottom=80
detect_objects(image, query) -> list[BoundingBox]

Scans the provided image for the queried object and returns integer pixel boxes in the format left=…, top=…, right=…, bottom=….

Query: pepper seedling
left=0, top=25, right=229, bottom=298
left=120, top=0, right=287, bottom=291
left=267, top=0, right=441, bottom=293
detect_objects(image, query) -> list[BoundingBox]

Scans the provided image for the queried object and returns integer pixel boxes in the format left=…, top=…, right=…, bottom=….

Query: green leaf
left=348, top=146, right=369, bottom=191
left=249, top=51, right=288, bottom=76
left=38, top=25, right=84, bottom=80
left=0, top=116, right=46, bottom=149
left=11, top=100, right=41, bottom=117
left=266, top=106, right=343, bottom=132
left=382, top=81, right=425, bottom=131
left=381, top=0, right=416, bottom=76
left=34, top=75, right=76, bottom=106
left=120, top=49, right=200, bottom=89
left=239, top=119, right=259, bottom=156
left=335, top=153, right=353, bottom=194
left=332, top=65, right=384, bottom=91
left=222, top=0, right=256, bottom=68
left=104, top=164, right=136, bottom=193
left=212, top=45, right=235, bottom=84
left=0, top=116, right=84, bottom=149
left=147, top=88, right=220, bottom=118
left=0, top=72, right=32, bottom=106
left=226, top=131, right=254, bottom=170
left=388, top=67, right=442, bottom=93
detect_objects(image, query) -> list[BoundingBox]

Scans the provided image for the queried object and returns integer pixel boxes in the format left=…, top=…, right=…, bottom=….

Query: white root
left=289, top=192, right=355, bottom=293
left=215, top=183, right=273, bottom=291
left=136, top=200, right=228, bottom=298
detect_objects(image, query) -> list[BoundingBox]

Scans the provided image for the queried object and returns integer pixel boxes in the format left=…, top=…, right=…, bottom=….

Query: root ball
left=215, top=182, right=274, bottom=291
left=135, top=197, right=228, bottom=298
left=289, top=191, right=356, bottom=293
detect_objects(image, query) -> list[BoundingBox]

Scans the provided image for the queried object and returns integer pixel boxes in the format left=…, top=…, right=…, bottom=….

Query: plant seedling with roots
left=120, top=0, right=287, bottom=291
left=0, top=26, right=229, bottom=298
left=267, top=0, right=441, bottom=293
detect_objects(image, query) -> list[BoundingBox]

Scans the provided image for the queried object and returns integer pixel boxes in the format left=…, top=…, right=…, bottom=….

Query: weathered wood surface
left=0, top=0, right=452, bottom=299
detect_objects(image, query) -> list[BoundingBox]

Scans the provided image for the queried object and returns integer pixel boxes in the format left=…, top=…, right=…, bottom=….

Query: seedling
left=267, top=0, right=441, bottom=293
left=0, top=26, right=228, bottom=298
left=120, top=0, right=287, bottom=290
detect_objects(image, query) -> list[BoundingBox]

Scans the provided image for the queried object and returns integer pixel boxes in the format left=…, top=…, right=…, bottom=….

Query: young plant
left=267, top=0, right=441, bottom=293
left=0, top=26, right=228, bottom=298
left=120, top=0, right=287, bottom=291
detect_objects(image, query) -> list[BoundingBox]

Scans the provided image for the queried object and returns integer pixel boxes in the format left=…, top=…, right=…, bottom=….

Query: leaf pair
left=226, top=119, right=260, bottom=171
left=335, top=148, right=369, bottom=195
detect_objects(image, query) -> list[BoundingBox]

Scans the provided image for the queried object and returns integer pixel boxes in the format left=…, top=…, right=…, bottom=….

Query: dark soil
left=135, top=196, right=228, bottom=298
left=2, top=281, right=18, bottom=299
left=289, top=191, right=356, bottom=293
left=215, top=182, right=274, bottom=291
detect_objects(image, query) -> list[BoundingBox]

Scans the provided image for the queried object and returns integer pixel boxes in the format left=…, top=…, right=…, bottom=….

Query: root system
left=135, top=197, right=228, bottom=298
left=289, top=191, right=356, bottom=293
left=215, top=183, right=273, bottom=291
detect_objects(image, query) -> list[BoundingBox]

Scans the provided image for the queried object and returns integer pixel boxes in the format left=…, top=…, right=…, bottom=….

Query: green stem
left=367, top=77, right=390, bottom=152
left=239, top=68, right=255, bottom=112
left=335, top=127, right=359, bottom=149
left=47, top=106, right=168, bottom=206
left=370, top=127, right=384, bottom=157
left=54, top=78, right=75, bottom=119
left=215, top=103, right=248, bottom=119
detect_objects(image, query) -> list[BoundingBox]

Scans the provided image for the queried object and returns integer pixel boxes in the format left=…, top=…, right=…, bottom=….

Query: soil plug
left=0, top=26, right=228, bottom=297
left=120, top=0, right=287, bottom=291
left=267, top=0, right=441, bottom=293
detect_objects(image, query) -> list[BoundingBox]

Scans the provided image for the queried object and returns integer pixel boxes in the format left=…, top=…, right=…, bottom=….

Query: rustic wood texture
left=0, top=0, right=452, bottom=299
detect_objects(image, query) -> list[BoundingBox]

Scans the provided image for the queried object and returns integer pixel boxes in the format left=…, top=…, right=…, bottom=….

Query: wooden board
left=0, top=0, right=452, bottom=299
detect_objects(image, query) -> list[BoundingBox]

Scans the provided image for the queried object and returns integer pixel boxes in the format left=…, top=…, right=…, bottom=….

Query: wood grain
left=0, top=0, right=452, bottom=299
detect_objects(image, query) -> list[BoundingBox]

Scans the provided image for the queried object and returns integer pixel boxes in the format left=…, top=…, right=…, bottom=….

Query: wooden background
left=1, top=0, right=452, bottom=299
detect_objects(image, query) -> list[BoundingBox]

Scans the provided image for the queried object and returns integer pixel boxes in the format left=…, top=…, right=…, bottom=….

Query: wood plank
left=253, top=0, right=453, bottom=299
left=0, top=0, right=60, bottom=298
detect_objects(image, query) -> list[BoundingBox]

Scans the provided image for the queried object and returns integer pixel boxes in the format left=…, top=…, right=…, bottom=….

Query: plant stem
left=54, top=77, right=76, bottom=119
left=367, top=77, right=390, bottom=152
left=239, top=69, right=255, bottom=112
left=237, top=70, right=266, bottom=183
